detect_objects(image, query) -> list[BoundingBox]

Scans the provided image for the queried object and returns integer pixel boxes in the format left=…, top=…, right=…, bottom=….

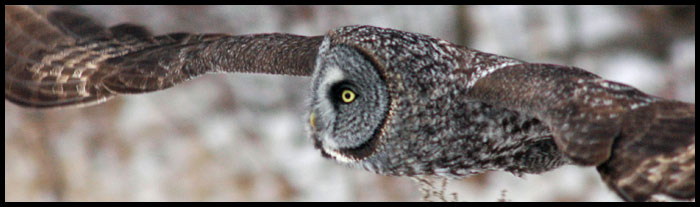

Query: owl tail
left=596, top=100, right=695, bottom=201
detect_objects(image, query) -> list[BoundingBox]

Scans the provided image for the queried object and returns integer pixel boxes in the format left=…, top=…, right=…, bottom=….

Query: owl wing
left=5, top=5, right=323, bottom=108
left=467, top=63, right=695, bottom=201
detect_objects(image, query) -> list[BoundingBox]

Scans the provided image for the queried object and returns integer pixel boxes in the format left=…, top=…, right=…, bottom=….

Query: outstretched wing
left=467, top=63, right=695, bottom=201
left=596, top=101, right=694, bottom=201
left=5, top=5, right=323, bottom=108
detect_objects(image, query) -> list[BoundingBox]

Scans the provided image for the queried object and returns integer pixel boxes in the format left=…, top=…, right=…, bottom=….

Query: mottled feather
left=4, top=6, right=694, bottom=202
left=5, top=5, right=322, bottom=108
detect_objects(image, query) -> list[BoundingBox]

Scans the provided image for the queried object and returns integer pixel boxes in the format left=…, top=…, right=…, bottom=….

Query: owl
left=5, top=5, right=694, bottom=202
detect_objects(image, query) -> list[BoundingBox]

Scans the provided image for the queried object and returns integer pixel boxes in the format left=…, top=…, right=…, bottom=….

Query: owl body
left=310, top=26, right=569, bottom=178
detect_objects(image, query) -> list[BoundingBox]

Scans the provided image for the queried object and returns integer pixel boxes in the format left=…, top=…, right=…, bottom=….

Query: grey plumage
left=4, top=5, right=694, bottom=202
left=310, top=26, right=569, bottom=177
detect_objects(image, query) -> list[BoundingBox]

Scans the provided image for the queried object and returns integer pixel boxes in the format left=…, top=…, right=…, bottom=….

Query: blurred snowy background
left=4, top=5, right=695, bottom=201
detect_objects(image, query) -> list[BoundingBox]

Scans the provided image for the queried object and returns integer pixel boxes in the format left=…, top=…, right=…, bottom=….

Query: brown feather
left=4, top=6, right=322, bottom=108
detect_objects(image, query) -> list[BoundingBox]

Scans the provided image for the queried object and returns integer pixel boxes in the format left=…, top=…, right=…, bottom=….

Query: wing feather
left=467, top=62, right=695, bottom=201
left=4, top=5, right=323, bottom=109
left=597, top=101, right=695, bottom=201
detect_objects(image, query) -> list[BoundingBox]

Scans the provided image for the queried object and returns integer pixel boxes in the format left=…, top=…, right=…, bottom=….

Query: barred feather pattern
left=5, top=5, right=694, bottom=202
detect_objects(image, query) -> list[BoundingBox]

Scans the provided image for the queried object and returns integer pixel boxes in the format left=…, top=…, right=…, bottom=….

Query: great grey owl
left=5, top=5, right=694, bottom=202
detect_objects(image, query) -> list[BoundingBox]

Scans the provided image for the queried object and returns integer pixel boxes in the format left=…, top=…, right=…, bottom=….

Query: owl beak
left=309, top=111, right=316, bottom=128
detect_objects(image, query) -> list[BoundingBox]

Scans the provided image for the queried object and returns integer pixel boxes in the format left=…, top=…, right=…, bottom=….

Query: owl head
left=306, top=25, right=475, bottom=175
left=307, top=35, right=390, bottom=167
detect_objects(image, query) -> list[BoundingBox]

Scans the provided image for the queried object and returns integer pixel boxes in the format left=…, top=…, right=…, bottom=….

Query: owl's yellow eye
left=341, top=89, right=356, bottom=103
